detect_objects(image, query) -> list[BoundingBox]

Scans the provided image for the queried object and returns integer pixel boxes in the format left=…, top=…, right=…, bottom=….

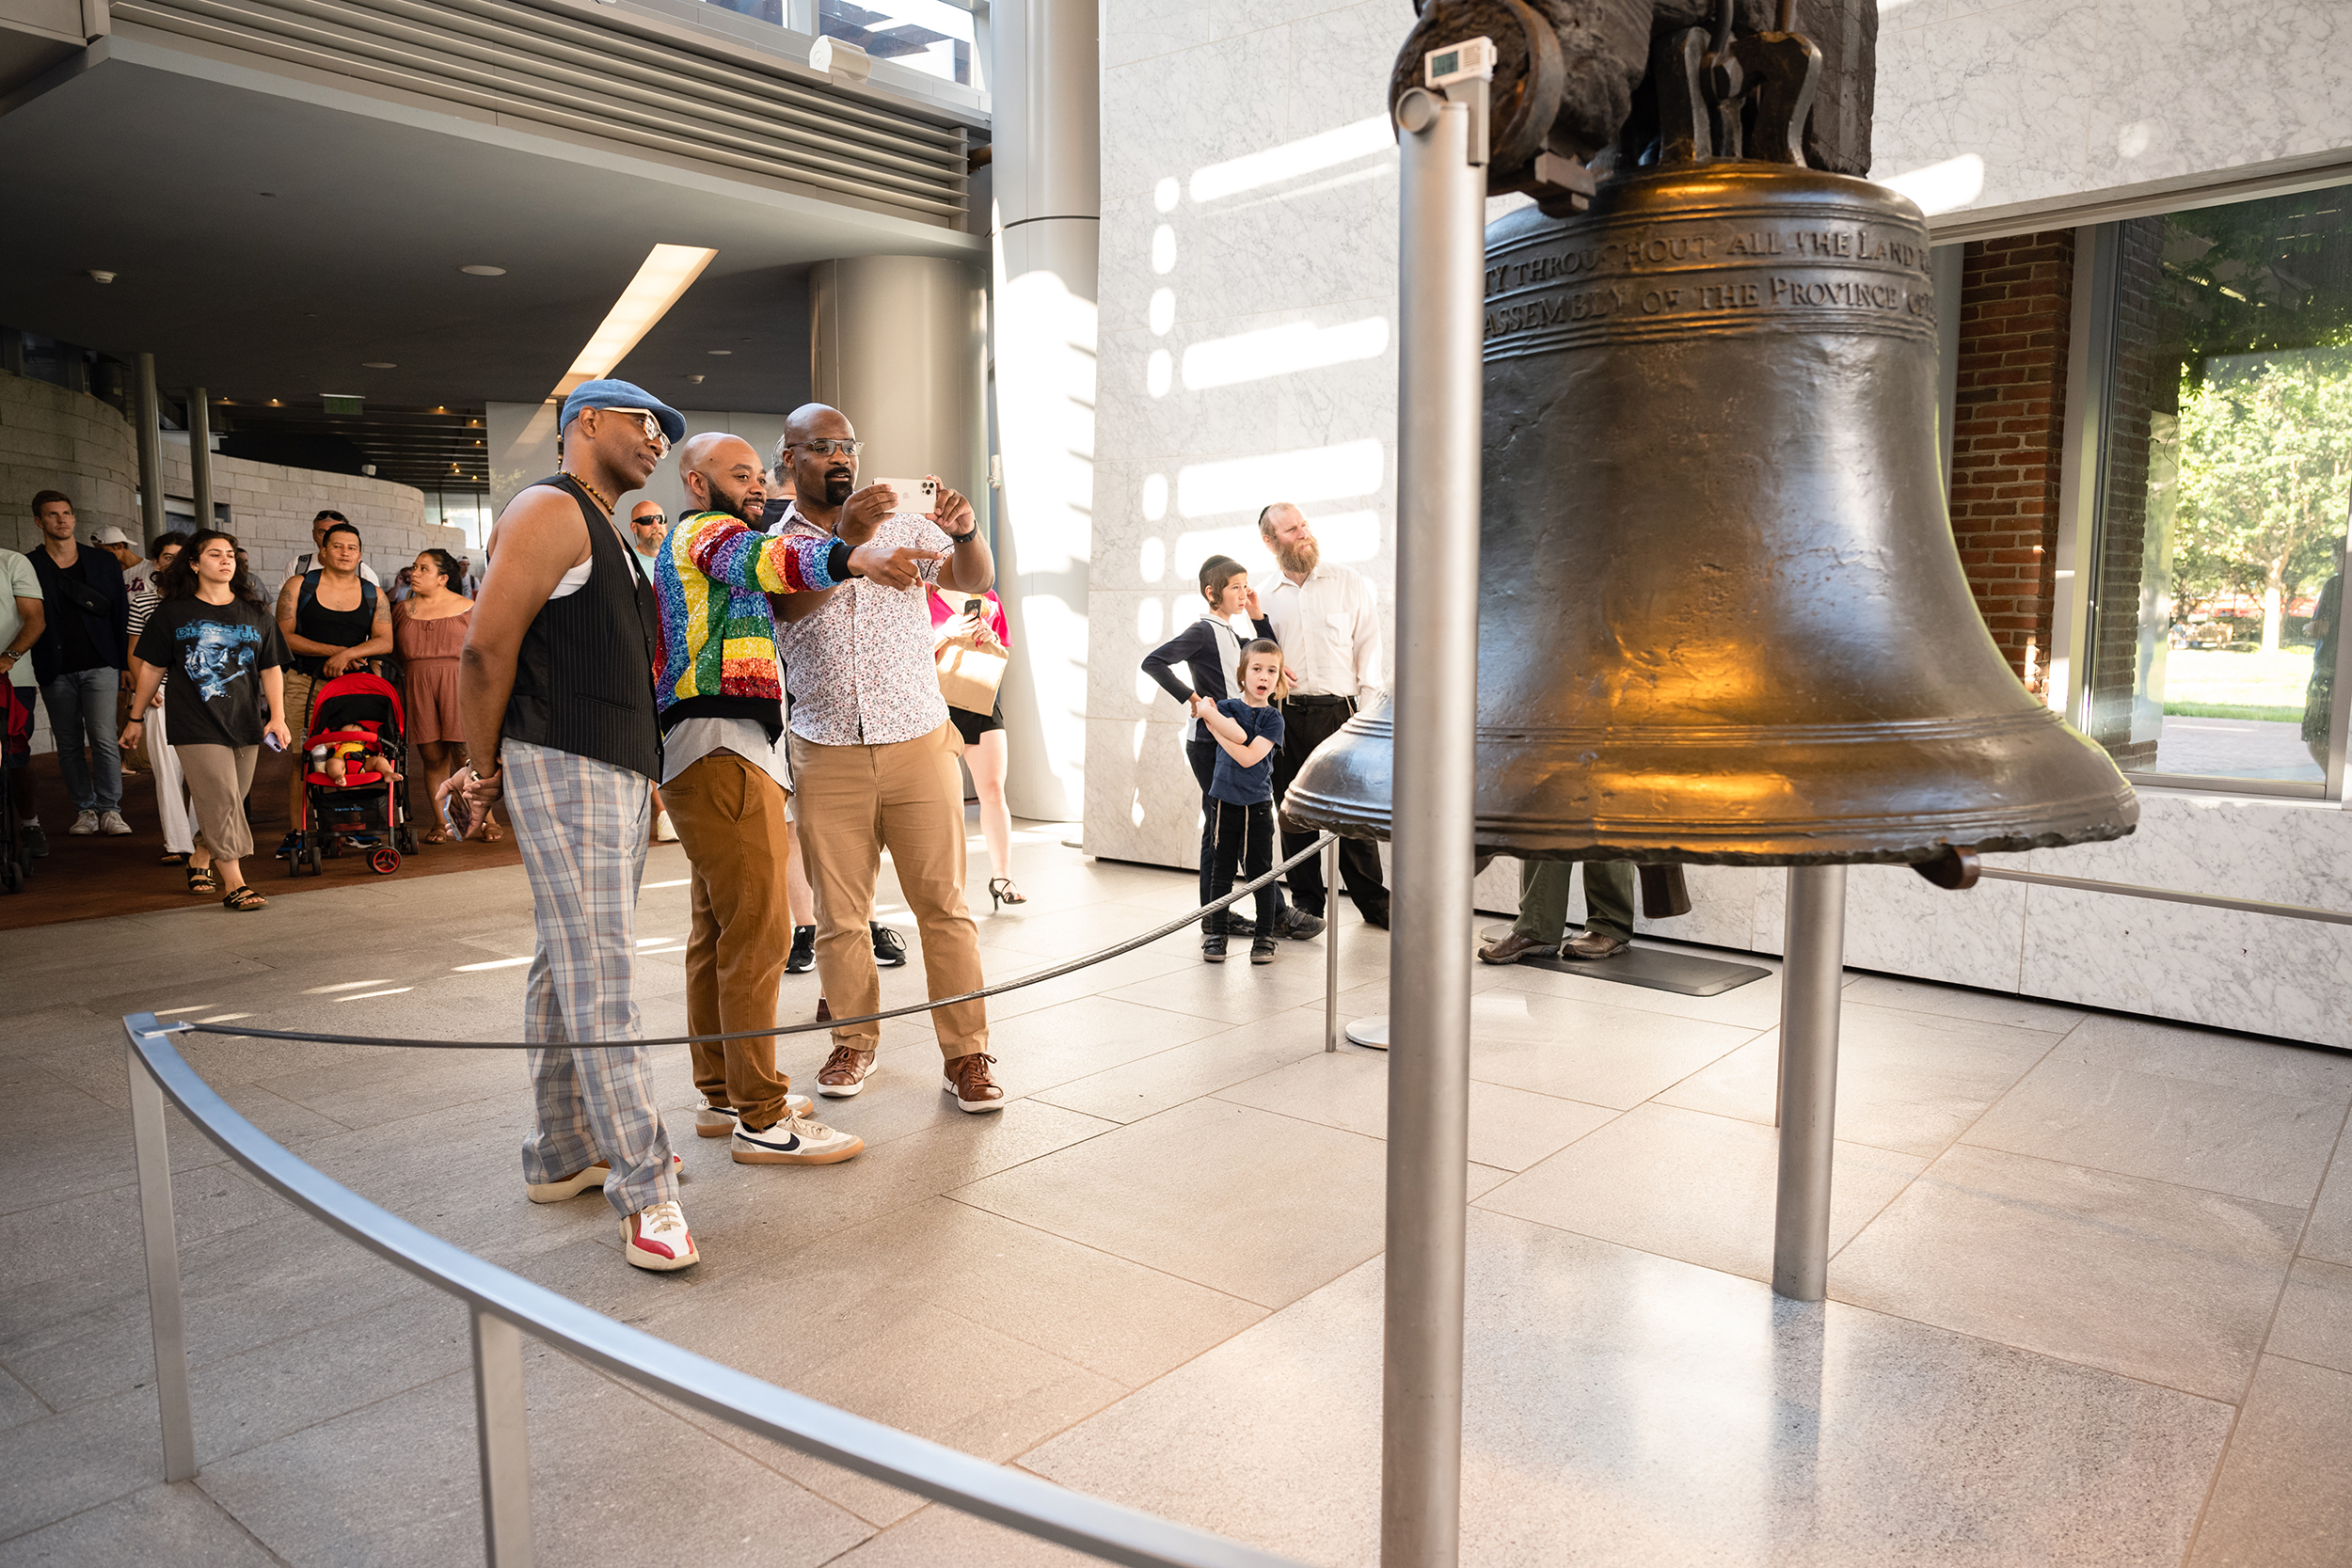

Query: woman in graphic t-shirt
left=121, top=530, right=292, bottom=911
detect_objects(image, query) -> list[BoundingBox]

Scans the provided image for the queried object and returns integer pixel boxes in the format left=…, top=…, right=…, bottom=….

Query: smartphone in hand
left=872, top=477, right=940, bottom=516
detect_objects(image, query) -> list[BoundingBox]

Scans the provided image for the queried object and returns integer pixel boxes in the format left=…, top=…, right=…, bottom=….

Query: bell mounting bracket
left=1658, top=0, right=1822, bottom=168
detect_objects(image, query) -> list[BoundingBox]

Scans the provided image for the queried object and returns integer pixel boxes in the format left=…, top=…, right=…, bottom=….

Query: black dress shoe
left=870, top=923, right=908, bottom=967
left=1359, top=904, right=1391, bottom=930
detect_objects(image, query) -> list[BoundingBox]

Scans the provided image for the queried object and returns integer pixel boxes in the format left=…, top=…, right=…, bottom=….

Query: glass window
left=818, top=0, right=974, bottom=86
left=2084, top=187, right=2352, bottom=793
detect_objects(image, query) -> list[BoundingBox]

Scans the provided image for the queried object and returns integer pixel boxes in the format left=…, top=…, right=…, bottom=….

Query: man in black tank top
left=454, top=380, right=703, bottom=1273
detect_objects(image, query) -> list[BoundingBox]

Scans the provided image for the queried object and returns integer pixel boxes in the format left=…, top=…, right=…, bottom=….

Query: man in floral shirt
left=772, top=404, right=1004, bottom=1113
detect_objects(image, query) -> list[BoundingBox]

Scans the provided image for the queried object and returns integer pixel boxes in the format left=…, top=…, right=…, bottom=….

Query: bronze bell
left=1287, top=10, right=2136, bottom=867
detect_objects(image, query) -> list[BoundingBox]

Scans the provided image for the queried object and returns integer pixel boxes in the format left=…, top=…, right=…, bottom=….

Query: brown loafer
left=1561, top=930, right=1630, bottom=960
left=943, top=1053, right=1004, bottom=1114
left=816, top=1044, right=876, bottom=1097
left=1478, top=931, right=1548, bottom=965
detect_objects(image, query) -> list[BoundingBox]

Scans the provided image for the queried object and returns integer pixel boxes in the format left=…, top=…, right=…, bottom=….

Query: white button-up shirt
left=1263, top=561, right=1383, bottom=703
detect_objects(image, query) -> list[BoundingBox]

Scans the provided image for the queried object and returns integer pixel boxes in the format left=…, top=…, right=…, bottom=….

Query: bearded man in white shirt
left=1258, top=502, right=1391, bottom=930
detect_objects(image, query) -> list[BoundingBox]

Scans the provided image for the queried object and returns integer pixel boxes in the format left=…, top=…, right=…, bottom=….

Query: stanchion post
left=1325, top=836, right=1342, bottom=1052
left=471, top=1307, right=536, bottom=1567
left=1384, top=67, right=1486, bottom=1568
left=1772, top=864, right=1848, bottom=1302
left=126, top=1025, right=197, bottom=1483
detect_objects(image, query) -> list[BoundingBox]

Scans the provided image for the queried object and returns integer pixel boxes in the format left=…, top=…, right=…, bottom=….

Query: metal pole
left=1324, top=836, right=1342, bottom=1052
left=188, top=388, right=214, bottom=531
left=134, top=353, right=166, bottom=547
left=1383, top=78, right=1484, bottom=1568
left=127, top=1035, right=197, bottom=1482
left=1772, top=864, right=1848, bottom=1302
left=471, top=1307, right=536, bottom=1568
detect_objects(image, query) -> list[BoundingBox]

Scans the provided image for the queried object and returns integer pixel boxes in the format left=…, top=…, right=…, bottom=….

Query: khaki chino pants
left=788, top=722, right=988, bottom=1060
left=662, top=751, right=796, bottom=1130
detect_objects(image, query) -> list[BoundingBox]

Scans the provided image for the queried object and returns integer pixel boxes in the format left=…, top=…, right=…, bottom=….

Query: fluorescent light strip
left=549, top=244, right=720, bottom=402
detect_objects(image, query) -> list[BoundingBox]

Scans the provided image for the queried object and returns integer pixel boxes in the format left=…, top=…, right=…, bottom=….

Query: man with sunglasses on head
left=456, top=381, right=899, bottom=1274
left=771, top=404, right=1004, bottom=1113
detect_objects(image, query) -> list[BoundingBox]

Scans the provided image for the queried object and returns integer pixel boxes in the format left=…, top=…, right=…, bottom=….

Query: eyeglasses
left=634, top=513, right=667, bottom=528
left=787, top=438, right=864, bottom=458
left=593, top=407, right=672, bottom=456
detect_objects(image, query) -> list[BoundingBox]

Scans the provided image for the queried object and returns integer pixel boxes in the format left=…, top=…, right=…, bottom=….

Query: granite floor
left=2, top=821, right=2348, bottom=1567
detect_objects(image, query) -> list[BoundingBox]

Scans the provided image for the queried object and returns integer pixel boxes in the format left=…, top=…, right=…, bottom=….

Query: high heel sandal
left=988, top=877, right=1026, bottom=911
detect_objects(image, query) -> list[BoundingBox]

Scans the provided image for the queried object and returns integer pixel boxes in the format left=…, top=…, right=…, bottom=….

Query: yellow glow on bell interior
left=549, top=243, right=719, bottom=401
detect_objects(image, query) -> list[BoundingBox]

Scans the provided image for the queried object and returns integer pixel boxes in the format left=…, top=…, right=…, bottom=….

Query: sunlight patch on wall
left=1184, top=317, right=1390, bottom=390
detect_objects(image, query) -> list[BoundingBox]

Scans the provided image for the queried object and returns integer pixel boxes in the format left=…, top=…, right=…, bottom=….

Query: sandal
left=186, top=863, right=220, bottom=895
left=160, top=851, right=190, bottom=866
left=221, top=885, right=267, bottom=912
left=988, top=877, right=1027, bottom=912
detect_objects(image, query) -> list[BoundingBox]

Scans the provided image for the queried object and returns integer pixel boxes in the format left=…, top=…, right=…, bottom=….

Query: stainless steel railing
left=121, top=840, right=1348, bottom=1568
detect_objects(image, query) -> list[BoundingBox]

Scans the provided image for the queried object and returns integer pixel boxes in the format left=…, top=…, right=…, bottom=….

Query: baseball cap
left=89, top=526, right=134, bottom=546
left=559, top=379, right=685, bottom=444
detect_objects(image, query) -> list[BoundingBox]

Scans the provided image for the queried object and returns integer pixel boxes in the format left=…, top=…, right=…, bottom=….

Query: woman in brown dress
left=393, top=548, right=501, bottom=841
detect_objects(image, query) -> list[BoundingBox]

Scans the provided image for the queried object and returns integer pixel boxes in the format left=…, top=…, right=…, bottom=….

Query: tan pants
left=789, top=722, right=987, bottom=1059
left=662, top=752, right=796, bottom=1130
left=178, top=743, right=259, bottom=860
left=281, top=670, right=318, bottom=829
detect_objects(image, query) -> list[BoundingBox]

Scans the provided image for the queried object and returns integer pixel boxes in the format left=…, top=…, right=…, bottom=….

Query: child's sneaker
left=1201, top=933, right=1228, bottom=963
left=1250, top=937, right=1277, bottom=965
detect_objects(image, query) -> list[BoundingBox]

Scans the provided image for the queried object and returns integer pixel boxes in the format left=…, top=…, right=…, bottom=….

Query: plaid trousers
left=505, top=738, right=677, bottom=1216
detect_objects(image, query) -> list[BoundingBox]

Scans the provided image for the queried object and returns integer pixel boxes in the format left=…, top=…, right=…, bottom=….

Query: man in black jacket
left=25, top=491, right=131, bottom=835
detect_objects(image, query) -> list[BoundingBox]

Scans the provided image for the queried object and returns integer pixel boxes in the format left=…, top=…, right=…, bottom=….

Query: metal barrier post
left=1325, top=836, right=1342, bottom=1052
left=471, top=1307, right=536, bottom=1567
left=1772, top=865, right=1847, bottom=1302
left=1384, top=74, right=1485, bottom=1568
left=127, top=1024, right=197, bottom=1483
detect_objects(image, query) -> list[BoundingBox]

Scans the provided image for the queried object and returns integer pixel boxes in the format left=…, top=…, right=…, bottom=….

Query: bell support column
left=1383, top=71, right=1486, bottom=1568
left=1772, top=864, right=1848, bottom=1301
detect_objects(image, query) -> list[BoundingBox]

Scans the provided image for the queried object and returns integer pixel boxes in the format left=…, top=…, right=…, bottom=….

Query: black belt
left=1282, top=694, right=1354, bottom=708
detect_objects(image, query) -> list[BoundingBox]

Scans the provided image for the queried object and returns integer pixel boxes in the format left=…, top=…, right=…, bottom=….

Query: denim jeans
left=40, top=667, right=122, bottom=814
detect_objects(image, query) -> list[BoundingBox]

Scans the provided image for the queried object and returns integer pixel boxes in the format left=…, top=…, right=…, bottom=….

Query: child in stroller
left=291, top=671, right=420, bottom=877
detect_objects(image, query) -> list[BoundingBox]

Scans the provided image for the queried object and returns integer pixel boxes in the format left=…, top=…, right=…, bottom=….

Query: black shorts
left=949, top=702, right=1005, bottom=748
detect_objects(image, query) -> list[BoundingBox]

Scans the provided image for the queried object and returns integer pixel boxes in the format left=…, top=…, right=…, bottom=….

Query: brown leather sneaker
left=1479, top=931, right=1548, bottom=965
left=816, top=1044, right=876, bottom=1097
left=1561, top=929, right=1630, bottom=960
left=943, top=1053, right=1005, bottom=1114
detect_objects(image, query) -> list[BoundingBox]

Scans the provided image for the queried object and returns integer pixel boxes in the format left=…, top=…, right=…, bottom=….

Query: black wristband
left=825, top=538, right=854, bottom=580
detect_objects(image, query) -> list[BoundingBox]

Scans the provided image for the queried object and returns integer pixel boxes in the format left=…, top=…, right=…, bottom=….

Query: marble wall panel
left=1870, top=0, right=2100, bottom=210
left=1104, top=0, right=1210, bottom=71
left=1103, top=26, right=1293, bottom=203
left=2026, top=792, right=2352, bottom=917
left=1843, top=863, right=2029, bottom=993
left=1637, top=864, right=1765, bottom=952
left=2017, top=886, right=2352, bottom=1051
left=1081, top=714, right=1208, bottom=867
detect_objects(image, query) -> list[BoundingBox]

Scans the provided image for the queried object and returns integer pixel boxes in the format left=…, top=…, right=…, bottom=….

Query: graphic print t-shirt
left=134, top=595, right=286, bottom=750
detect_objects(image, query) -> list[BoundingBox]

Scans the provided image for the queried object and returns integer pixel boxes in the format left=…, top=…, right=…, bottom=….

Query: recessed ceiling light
left=362, top=361, right=396, bottom=369
left=460, top=264, right=506, bottom=277
left=707, top=349, right=732, bottom=356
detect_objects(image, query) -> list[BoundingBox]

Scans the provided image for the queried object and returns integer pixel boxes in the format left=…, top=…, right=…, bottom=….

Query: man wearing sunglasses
left=627, top=500, right=668, bottom=563
left=771, top=403, right=1004, bottom=1115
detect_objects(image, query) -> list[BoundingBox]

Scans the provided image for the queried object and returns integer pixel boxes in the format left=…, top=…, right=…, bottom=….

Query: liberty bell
left=1285, top=0, right=2136, bottom=869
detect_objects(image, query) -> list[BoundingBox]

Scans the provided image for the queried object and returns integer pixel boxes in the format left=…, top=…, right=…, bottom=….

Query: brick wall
left=2085, top=216, right=2170, bottom=769
left=1949, top=231, right=2074, bottom=695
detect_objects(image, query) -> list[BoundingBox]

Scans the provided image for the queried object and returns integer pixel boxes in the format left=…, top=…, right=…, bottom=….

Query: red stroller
left=289, top=671, right=419, bottom=877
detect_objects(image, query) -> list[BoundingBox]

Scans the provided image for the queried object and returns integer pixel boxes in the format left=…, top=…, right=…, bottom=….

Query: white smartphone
left=871, top=477, right=939, bottom=516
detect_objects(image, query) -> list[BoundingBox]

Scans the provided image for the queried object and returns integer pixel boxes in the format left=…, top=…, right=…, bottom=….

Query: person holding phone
left=120, top=530, right=290, bottom=911
left=928, top=585, right=1024, bottom=910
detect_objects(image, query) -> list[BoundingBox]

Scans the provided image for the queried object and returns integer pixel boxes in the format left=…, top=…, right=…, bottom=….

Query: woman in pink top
left=393, top=548, right=501, bottom=843
left=929, top=586, right=1023, bottom=910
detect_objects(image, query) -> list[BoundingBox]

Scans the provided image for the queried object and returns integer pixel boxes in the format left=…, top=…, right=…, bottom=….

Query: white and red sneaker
left=622, top=1199, right=698, bottom=1271
left=525, top=1153, right=683, bottom=1204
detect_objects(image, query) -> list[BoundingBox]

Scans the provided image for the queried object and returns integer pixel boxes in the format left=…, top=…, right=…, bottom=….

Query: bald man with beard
left=649, top=431, right=942, bottom=1171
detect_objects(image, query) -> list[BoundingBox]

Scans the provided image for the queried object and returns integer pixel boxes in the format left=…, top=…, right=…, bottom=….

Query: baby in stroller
left=311, top=738, right=403, bottom=785
left=292, top=670, right=419, bottom=876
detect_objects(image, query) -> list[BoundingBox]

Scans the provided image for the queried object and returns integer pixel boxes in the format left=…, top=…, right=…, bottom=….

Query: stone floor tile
left=1024, top=1212, right=2233, bottom=1568
left=2306, top=1143, right=2352, bottom=1266
left=1475, top=1102, right=1925, bottom=1283
left=959, top=1099, right=1411, bottom=1307
left=1832, top=1144, right=2302, bottom=1401
left=1962, top=1056, right=2345, bottom=1207
left=2265, top=1258, right=2352, bottom=1375
left=0, top=1385, right=162, bottom=1544
left=980, top=941, right=1212, bottom=1023
left=2056, top=1012, right=2352, bottom=1102
left=0, top=1368, right=50, bottom=1434
left=1483, top=949, right=1791, bottom=1031
left=2185, top=1355, right=2352, bottom=1568
left=968, top=994, right=1232, bottom=1098
left=0, top=1481, right=280, bottom=1566
left=1654, top=1003, right=2062, bottom=1158
left=817, top=1501, right=1101, bottom=1566
left=1462, top=989, right=1761, bottom=1110
left=1838, top=973, right=2092, bottom=1033
left=1030, top=1006, right=1342, bottom=1124
left=971, top=899, right=1191, bottom=960
left=0, top=1164, right=287, bottom=1294
left=1214, top=1048, right=1619, bottom=1171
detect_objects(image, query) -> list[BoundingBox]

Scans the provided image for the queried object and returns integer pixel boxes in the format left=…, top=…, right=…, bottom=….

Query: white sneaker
left=99, top=811, right=134, bottom=836
left=69, top=810, right=102, bottom=835
left=653, top=810, right=678, bottom=843
left=525, top=1152, right=683, bottom=1203
left=622, top=1199, right=698, bottom=1271
left=731, top=1112, right=865, bottom=1165
left=694, top=1093, right=813, bottom=1137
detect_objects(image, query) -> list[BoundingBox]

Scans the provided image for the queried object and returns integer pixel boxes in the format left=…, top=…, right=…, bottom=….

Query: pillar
left=188, top=388, right=214, bottom=531
left=989, top=0, right=1098, bottom=823
left=807, top=255, right=988, bottom=512
left=134, top=353, right=165, bottom=546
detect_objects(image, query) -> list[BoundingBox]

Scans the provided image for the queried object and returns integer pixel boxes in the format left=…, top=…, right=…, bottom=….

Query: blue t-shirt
left=1207, top=698, right=1284, bottom=805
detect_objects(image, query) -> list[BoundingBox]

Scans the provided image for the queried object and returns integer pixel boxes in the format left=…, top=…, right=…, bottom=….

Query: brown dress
left=394, top=602, right=469, bottom=743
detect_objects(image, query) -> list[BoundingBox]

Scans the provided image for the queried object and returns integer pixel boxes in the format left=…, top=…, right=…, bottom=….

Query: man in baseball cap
left=88, top=526, right=141, bottom=571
